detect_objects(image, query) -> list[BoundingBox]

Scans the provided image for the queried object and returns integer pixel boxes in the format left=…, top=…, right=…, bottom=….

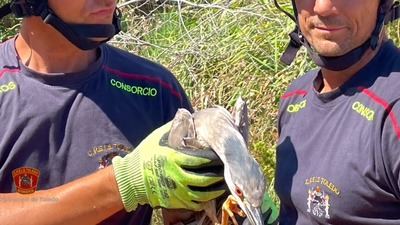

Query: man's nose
left=100, top=0, right=117, bottom=8
left=313, top=0, right=338, bottom=17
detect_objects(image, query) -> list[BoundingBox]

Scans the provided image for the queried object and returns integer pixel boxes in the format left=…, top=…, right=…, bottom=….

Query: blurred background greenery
left=1, top=0, right=399, bottom=223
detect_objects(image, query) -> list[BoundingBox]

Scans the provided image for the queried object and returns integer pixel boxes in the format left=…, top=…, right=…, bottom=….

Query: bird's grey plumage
left=163, top=97, right=266, bottom=225
left=168, top=108, right=196, bottom=149
left=231, top=96, right=250, bottom=146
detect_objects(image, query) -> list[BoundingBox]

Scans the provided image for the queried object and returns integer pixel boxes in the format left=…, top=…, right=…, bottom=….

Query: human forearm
left=0, top=121, right=226, bottom=224
left=0, top=166, right=123, bottom=225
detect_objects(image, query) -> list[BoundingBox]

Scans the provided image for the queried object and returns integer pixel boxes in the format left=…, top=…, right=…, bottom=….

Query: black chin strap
left=0, top=1, right=121, bottom=50
left=279, top=1, right=400, bottom=71
left=280, top=28, right=373, bottom=71
left=280, top=27, right=303, bottom=66
left=40, top=7, right=121, bottom=50
left=305, top=38, right=373, bottom=71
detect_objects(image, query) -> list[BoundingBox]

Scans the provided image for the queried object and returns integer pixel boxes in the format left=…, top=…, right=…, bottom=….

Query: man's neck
left=15, top=17, right=97, bottom=74
left=319, top=40, right=384, bottom=93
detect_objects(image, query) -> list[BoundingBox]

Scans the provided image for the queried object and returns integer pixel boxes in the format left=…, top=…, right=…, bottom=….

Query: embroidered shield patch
left=12, top=167, right=40, bottom=194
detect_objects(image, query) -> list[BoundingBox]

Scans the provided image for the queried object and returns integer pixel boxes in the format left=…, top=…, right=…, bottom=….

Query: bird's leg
left=196, top=212, right=207, bottom=225
left=221, top=195, right=245, bottom=225
left=201, top=200, right=220, bottom=225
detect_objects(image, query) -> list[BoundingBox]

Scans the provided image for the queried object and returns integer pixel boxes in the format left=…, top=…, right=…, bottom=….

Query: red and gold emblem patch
left=12, top=167, right=40, bottom=194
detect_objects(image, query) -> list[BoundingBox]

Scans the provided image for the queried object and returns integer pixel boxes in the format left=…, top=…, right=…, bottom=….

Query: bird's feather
left=162, top=97, right=265, bottom=225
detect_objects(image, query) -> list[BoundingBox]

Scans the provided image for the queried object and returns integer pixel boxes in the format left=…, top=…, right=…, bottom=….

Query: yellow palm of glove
left=112, top=121, right=225, bottom=212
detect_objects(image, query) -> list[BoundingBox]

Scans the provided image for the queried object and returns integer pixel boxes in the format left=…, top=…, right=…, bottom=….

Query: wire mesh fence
left=113, top=0, right=312, bottom=173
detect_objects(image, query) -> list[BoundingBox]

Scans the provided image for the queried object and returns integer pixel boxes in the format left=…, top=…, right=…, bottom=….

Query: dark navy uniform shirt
left=0, top=37, right=192, bottom=224
left=276, top=40, right=400, bottom=225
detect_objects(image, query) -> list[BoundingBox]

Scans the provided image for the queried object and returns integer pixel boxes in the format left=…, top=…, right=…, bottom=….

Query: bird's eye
left=235, top=186, right=243, bottom=199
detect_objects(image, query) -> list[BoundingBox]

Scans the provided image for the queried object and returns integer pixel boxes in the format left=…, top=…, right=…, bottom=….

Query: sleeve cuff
left=112, top=151, right=148, bottom=212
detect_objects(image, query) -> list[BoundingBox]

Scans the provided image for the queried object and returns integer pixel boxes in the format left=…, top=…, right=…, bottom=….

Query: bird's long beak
left=238, top=199, right=263, bottom=225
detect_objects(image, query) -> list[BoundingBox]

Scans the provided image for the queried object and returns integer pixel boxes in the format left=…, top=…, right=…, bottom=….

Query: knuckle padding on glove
left=188, top=179, right=228, bottom=193
left=178, top=148, right=223, bottom=166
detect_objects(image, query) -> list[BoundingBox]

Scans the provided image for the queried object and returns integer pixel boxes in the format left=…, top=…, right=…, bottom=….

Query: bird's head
left=224, top=155, right=266, bottom=225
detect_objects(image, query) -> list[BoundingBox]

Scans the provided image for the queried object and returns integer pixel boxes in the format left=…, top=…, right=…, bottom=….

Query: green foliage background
left=1, top=0, right=399, bottom=223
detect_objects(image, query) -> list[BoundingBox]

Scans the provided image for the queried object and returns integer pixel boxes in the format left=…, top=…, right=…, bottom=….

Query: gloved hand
left=112, top=121, right=226, bottom=212
left=243, top=191, right=279, bottom=225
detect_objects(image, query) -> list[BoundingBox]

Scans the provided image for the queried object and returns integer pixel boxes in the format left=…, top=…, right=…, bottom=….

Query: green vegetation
left=115, top=0, right=315, bottom=190
left=1, top=0, right=399, bottom=223
left=114, top=1, right=399, bottom=201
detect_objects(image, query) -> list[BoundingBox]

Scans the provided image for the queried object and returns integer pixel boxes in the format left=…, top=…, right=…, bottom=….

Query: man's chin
left=312, top=42, right=351, bottom=57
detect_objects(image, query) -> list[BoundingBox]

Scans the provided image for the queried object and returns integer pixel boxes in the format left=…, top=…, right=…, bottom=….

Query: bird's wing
left=168, top=108, right=193, bottom=149
left=231, top=96, right=250, bottom=148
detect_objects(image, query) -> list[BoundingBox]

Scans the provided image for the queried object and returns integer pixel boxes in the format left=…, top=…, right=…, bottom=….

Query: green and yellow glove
left=243, top=192, right=279, bottom=225
left=112, top=121, right=226, bottom=212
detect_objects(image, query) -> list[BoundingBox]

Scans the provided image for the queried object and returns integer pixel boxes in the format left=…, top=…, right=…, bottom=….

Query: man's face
left=295, top=0, right=380, bottom=57
left=48, top=0, right=117, bottom=25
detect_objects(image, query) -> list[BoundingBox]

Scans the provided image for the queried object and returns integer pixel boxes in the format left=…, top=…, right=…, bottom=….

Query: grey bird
left=163, top=97, right=266, bottom=225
